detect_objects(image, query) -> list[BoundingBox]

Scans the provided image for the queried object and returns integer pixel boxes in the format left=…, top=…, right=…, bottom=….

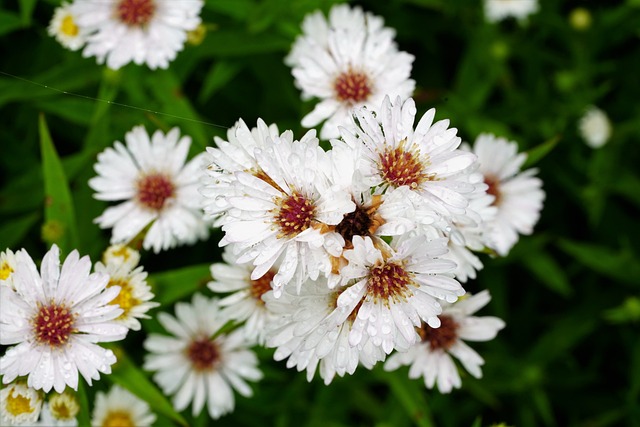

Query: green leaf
left=532, top=387, right=555, bottom=426
left=375, top=369, right=435, bottom=427
left=521, top=251, right=572, bottom=297
left=0, top=212, right=39, bottom=249
left=197, top=30, right=290, bottom=57
left=150, top=264, right=212, bottom=306
left=557, top=239, right=640, bottom=286
left=76, top=377, right=91, bottom=427
left=204, top=0, right=255, bottom=20
left=0, top=10, right=23, bottom=37
left=109, top=350, right=188, bottom=426
left=19, top=0, right=37, bottom=25
left=39, top=114, right=79, bottom=254
left=523, top=135, right=560, bottom=169
left=199, top=61, right=242, bottom=103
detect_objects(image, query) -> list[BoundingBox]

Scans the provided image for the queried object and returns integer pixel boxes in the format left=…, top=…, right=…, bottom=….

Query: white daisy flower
left=208, top=246, right=279, bottom=346
left=339, top=96, right=477, bottom=219
left=384, top=290, right=505, bottom=393
left=91, top=385, right=156, bottom=427
left=484, top=0, right=539, bottom=23
left=0, top=248, right=23, bottom=290
left=94, top=258, right=159, bottom=331
left=0, top=382, right=43, bottom=426
left=468, top=133, right=545, bottom=256
left=578, top=106, right=612, bottom=149
left=101, top=244, right=141, bottom=271
left=89, top=125, right=209, bottom=254
left=200, top=118, right=280, bottom=227
left=0, top=245, right=128, bottom=393
left=219, top=129, right=355, bottom=296
left=286, top=4, right=415, bottom=139
left=143, top=294, right=262, bottom=420
left=71, top=0, right=203, bottom=70
left=334, top=235, right=465, bottom=355
left=37, top=391, right=79, bottom=427
left=264, top=277, right=385, bottom=385
left=48, top=2, right=87, bottom=51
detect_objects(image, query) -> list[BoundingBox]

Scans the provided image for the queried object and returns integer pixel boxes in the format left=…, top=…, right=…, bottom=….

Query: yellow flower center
left=6, top=391, right=34, bottom=417
left=0, top=261, right=13, bottom=280
left=102, top=410, right=135, bottom=427
left=60, top=15, right=79, bottom=37
left=49, top=392, right=79, bottom=420
left=108, top=279, right=140, bottom=317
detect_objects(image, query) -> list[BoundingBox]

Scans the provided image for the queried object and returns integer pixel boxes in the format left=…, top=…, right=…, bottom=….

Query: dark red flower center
left=418, top=315, right=459, bottom=350
left=33, top=303, right=75, bottom=347
left=334, top=69, right=372, bottom=104
left=116, top=0, right=156, bottom=26
left=136, top=173, right=175, bottom=211
left=186, top=338, right=220, bottom=371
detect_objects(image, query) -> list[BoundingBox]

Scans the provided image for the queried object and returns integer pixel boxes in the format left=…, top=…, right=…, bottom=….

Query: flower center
left=33, top=303, right=75, bottom=347
left=102, top=411, right=135, bottom=427
left=60, top=15, right=78, bottom=36
left=274, top=192, right=316, bottom=238
left=484, top=175, right=502, bottom=206
left=136, top=173, right=175, bottom=211
left=107, top=279, right=140, bottom=318
left=0, top=261, right=13, bottom=280
left=418, top=315, right=459, bottom=351
left=186, top=338, right=220, bottom=371
left=378, top=142, right=432, bottom=189
left=334, top=196, right=384, bottom=245
left=6, top=390, right=34, bottom=417
left=334, top=69, right=372, bottom=104
left=50, top=393, right=79, bottom=421
left=250, top=270, right=275, bottom=305
left=116, top=0, right=156, bottom=26
left=367, top=260, right=413, bottom=304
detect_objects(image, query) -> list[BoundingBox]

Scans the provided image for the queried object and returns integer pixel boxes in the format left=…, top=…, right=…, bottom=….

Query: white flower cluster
left=48, top=0, right=203, bottom=69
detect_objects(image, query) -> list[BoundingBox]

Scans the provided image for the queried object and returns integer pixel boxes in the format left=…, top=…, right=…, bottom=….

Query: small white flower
left=101, top=244, right=141, bottom=271
left=338, top=96, right=477, bottom=219
left=144, top=294, right=262, bottom=420
left=0, top=382, right=43, bottom=426
left=484, top=0, right=539, bottom=23
left=218, top=129, right=355, bottom=295
left=264, top=277, right=385, bottom=385
left=94, top=258, right=159, bottom=331
left=467, top=133, right=545, bottom=256
left=208, top=246, right=279, bottom=345
left=335, top=235, right=465, bottom=355
left=48, top=2, right=87, bottom=51
left=384, top=290, right=505, bottom=393
left=89, top=125, right=209, bottom=253
left=91, top=385, right=156, bottom=427
left=0, top=245, right=128, bottom=393
left=578, top=106, right=611, bottom=149
left=286, top=4, right=415, bottom=139
left=71, top=0, right=203, bottom=70
left=200, top=118, right=281, bottom=227
left=0, top=248, right=23, bottom=290
left=36, top=390, right=79, bottom=427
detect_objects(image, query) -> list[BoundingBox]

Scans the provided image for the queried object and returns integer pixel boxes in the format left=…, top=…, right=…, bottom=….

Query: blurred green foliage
left=1, top=0, right=639, bottom=426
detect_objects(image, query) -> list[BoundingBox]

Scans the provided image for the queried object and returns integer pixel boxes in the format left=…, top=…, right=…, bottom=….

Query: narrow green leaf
left=532, top=387, right=555, bottom=426
left=521, top=251, right=572, bottom=297
left=0, top=212, right=39, bottom=249
left=39, top=114, right=79, bottom=254
left=19, top=0, right=37, bottom=25
left=204, top=0, right=254, bottom=20
left=150, top=264, right=212, bottom=306
left=376, top=369, right=435, bottom=427
left=529, top=316, right=595, bottom=365
left=76, top=377, right=91, bottom=427
left=0, top=10, right=23, bottom=37
left=199, top=61, right=242, bottom=103
left=109, top=351, right=188, bottom=426
left=523, top=135, right=560, bottom=168
left=197, top=30, right=290, bottom=56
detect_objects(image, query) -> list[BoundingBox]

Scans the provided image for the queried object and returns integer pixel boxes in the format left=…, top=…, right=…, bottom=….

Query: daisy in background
left=144, top=294, right=262, bottom=420
left=91, top=385, right=156, bottom=427
left=37, top=390, right=79, bottom=427
left=200, top=118, right=281, bottom=227
left=466, top=133, right=545, bottom=256
left=334, top=235, right=465, bottom=355
left=89, top=125, right=209, bottom=254
left=0, top=248, right=23, bottom=290
left=384, top=290, right=505, bottom=393
left=0, top=381, right=43, bottom=426
left=208, top=246, right=280, bottom=345
left=48, top=2, right=87, bottom=51
left=286, top=4, right=415, bottom=139
left=102, top=244, right=140, bottom=270
left=94, top=248, right=159, bottom=331
left=0, top=245, right=128, bottom=393
left=484, top=0, right=539, bottom=23
left=337, top=96, right=477, bottom=219
left=70, top=0, right=203, bottom=70
left=578, top=106, right=612, bottom=149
